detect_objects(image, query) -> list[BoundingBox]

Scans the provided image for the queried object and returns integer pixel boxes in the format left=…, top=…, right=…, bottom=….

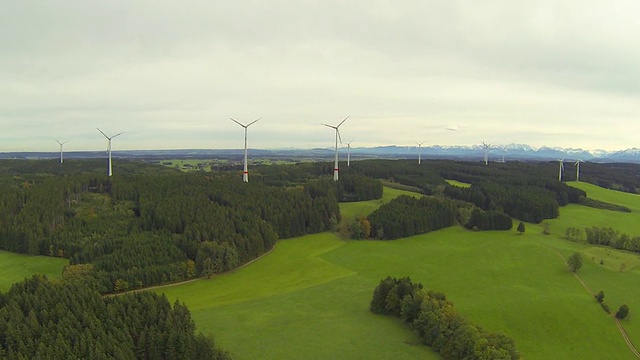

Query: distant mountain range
left=2, top=144, right=640, bottom=163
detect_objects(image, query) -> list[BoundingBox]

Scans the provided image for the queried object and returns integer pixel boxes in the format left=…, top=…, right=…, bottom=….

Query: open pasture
left=0, top=251, right=68, bottom=292
left=158, top=184, right=640, bottom=359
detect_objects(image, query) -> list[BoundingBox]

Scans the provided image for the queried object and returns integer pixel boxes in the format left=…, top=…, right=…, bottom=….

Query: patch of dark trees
left=366, top=196, right=457, bottom=239
left=370, top=277, right=519, bottom=360
left=0, top=275, right=229, bottom=359
left=464, top=209, right=513, bottom=231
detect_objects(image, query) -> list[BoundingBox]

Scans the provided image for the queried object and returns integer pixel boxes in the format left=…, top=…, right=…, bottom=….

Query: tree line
left=370, top=276, right=519, bottom=360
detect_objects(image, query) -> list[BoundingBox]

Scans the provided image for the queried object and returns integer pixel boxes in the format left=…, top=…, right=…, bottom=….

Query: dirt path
left=543, top=242, right=640, bottom=359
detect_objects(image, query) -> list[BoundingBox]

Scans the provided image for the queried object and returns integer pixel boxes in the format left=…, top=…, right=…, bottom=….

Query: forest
left=0, top=275, right=229, bottom=359
left=0, top=160, right=381, bottom=293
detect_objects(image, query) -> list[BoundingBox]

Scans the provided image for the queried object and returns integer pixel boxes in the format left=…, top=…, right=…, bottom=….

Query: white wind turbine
left=557, top=158, right=565, bottom=181
left=54, top=139, right=68, bottom=164
left=482, top=141, right=492, bottom=165
left=230, top=117, right=261, bottom=183
left=346, top=137, right=355, bottom=167
left=323, top=116, right=348, bottom=181
left=574, top=159, right=584, bottom=182
left=97, top=128, right=124, bottom=177
left=416, top=141, right=425, bottom=165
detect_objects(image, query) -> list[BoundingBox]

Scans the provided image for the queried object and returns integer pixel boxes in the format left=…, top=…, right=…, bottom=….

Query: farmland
left=159, top=183, right=640, bottom=359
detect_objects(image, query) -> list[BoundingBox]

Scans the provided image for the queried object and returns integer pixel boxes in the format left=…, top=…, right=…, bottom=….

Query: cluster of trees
left=565, top=227, right=583, bottom=242
left=584, top=226, right=640, bottom=253
left=334, top=175, right=383, bottom=202
left=370, top=277, right=519, bottom=360
left=444, top=182, right=582, bottom=223
left=464, top=209, right=513, bottom=231
left=594, top=290, right=629, bottom=319
left=0, top=275, right=229, bottom=359
left=0, top=162, right=348, bottom=292
left=367, top=196, right=457, bottom=239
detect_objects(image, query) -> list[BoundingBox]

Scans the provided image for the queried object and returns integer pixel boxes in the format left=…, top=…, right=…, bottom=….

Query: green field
left=158, top=185, right=640, bottom=359
left=0, top=251, right=68, bottom=292
left=445, top=179, right=471, bottom=188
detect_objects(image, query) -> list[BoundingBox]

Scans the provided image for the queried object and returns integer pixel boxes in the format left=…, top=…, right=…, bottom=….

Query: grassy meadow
left=156, top=183, right=640, bottom=359
left=0, top=251, right=68, bottom=292
left=445, top=179, right=472, bottom=188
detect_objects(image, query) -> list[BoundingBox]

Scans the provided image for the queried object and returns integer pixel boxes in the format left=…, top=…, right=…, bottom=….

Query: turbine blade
left=337, top=116, right=349, bottom=128
left=112, top=132, right=124, bottom=138
left=97, top=128, right=109, bottom=139
left=230, top=118, right=246, bottom=127
left=54, top=138, right=62, bottom=145
left=246, top=117, right=261, bottom=127
left=322, top=123, right=336, bottom=129
left=337, top=129, right=342, bottom=144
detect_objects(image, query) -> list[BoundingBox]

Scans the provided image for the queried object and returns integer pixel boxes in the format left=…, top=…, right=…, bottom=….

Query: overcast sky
left=2, top=1, right=639, bottom=152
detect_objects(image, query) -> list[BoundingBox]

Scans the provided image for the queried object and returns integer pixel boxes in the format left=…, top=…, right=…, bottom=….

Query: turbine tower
left=416, top=141, right=425, bottom=165
left=557, top=159, right=565, bottom=182
left=54, top=139, right=68, bottom=164
left=97, top=128, right=124, bottom=177
left=323, top=116, right=348, bottom=181
left=574, top=159, right=584, bottom=182
left=346, top=137, right=355, bottom=167
left=482, top=141, right=492, bottom=165
left=230, top=117, right=261, bottom=182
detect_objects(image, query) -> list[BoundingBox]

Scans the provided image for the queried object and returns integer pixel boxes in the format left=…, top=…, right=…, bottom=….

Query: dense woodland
left=370, top=276, right=519, bottom=360
left=0, top=275, right=229, bottom=359
left=0, top=160, right=383, bottom=293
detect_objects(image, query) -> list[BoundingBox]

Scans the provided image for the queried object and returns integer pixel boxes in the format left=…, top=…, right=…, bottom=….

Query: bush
left=595, top=290, right=605, bottom=303
left=601, top=302, right=611, bottom=314
left=616, top=304, right=629, bottom=320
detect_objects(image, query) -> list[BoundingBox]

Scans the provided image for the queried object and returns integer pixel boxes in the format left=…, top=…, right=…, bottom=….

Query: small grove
left=370, top=276, right=519, bottom=360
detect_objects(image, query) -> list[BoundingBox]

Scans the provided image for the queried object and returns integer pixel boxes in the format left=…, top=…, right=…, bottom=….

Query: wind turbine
left=230, top=117, right=261, bottom=182
left=557, top=159, right=565, bottom=181
left=323, top=116, right=348, bottom=181
left=482, top=141, right=492, bottom=165
left=416, top=141, right=425, bottom=165
left=97, top=128, right=124, bottom=177
left=345, top=137, right=355, bottom=167
left=574, top=159, right=584, bottom=182
left=54, top=139, right=68, bottom=164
